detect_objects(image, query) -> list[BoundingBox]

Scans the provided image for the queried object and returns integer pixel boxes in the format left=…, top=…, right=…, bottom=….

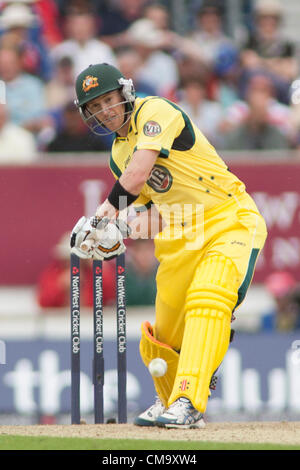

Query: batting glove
left=70, top=216, right=94, bottom=259
left=92, top=221, right=127, bottom=260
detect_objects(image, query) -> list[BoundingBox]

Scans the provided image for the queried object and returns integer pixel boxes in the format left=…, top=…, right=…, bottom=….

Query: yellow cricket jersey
left=109, top=96, right=246, bottom=224
left=108, top=95, right=267, bottom=341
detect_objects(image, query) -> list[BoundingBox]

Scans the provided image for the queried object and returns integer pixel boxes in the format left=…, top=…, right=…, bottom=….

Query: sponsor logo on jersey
left=143, top=121, right=161, bottom=137
left=147, top=164, right=173, bottom=193
left=82, top=75, right=99, bottom=93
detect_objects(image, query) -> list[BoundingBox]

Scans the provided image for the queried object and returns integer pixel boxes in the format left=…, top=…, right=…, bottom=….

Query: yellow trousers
left=144, top=192, right=267, bottom=412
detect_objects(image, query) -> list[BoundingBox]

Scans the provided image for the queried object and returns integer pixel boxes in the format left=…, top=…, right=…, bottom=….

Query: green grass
left=0, top=435, right=299, bottom=450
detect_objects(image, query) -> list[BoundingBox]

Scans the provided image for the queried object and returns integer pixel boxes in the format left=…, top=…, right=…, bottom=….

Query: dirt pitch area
left=0, top=422, right=299, bottom=446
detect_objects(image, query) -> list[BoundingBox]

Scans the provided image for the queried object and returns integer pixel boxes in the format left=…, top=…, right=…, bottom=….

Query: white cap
left=128, top=19, right=165, bottom=48
left=0, top=3, right=37, bottom=29
left=254, top=0, right=283, bottom=16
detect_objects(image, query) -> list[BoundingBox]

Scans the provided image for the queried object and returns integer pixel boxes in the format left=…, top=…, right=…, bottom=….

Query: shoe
left=134, top=397, right=165, bottom=427
left=156, top=397, right=205, bottom=429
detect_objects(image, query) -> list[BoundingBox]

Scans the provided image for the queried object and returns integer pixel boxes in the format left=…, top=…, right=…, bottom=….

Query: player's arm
left=120, top=149, right=159, bottom=194
left=93, top=149, right=159, bottom=221
left=70, top=150, right=158, bottom=258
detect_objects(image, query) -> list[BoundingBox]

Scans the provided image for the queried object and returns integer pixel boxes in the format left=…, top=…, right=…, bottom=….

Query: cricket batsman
left=70, top=63, right=267, bottom=428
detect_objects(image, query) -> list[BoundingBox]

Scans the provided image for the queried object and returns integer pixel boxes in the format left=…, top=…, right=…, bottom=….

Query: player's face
left=86, top=90, right=126, bottom=132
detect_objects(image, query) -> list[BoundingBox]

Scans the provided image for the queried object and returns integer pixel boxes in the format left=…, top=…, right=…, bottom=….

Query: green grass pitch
left=0, top=435, right=299, bottom=450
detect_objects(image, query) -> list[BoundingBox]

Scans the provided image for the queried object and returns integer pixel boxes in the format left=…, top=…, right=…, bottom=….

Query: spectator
left=127, top=18, right=179, bottom=97
left=143, top=2, right=170, bottom=31
left=188, top=1, right=236, bottom=68
left=56, top=0, right=97, bottom=16
left=177, top=76, right=224, bottom=147
left=222, top=73, right=291, bottom=150
left=125, top=239, right=158, bottom=306
left=37, top=232, right=116, bottom=309
left=105, top=3, right=211, bottom=99
left=0, top=2, right=53, bottom=81
left=141, top=2, right=206, bottom=89
left=262, top=271, right=300, bottom=331
left=151, top=2, right=237, bottom=95
left=0, top=103, right=37, bottom=164
left=46, top=101, right=109, bottom=152
left=50, top=10, right=117, bottom=80
left=240, top=0, right=298, bottom=102
left=116, top=48, right=157, bottom=98
left=45, top=56, right=76, bottom=112
left=212, top=43, right=241, bottom=110
left=175, top=58, right=211, bottom=100
left=33, top=0, right=64, bottom=48
left=98, top=0, right=147, bottom=50
left=0, top=46, right=55, bottom=146
left=221, top=73, right=295, bottom=143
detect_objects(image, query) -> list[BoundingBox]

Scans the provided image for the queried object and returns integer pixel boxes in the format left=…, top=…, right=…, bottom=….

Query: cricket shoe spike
left=134, top=397, right=165, bottom=427
left=156, top=397, right=205, bottom=429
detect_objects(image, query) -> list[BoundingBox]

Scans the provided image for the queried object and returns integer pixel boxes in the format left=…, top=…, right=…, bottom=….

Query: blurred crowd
left=1, top=0, right=300, bottom=163
left=263, top=271, right=300, bottom=331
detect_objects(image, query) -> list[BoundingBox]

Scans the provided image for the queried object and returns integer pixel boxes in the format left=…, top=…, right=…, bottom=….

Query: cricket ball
left=148, top=358, right=167, bottom=377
